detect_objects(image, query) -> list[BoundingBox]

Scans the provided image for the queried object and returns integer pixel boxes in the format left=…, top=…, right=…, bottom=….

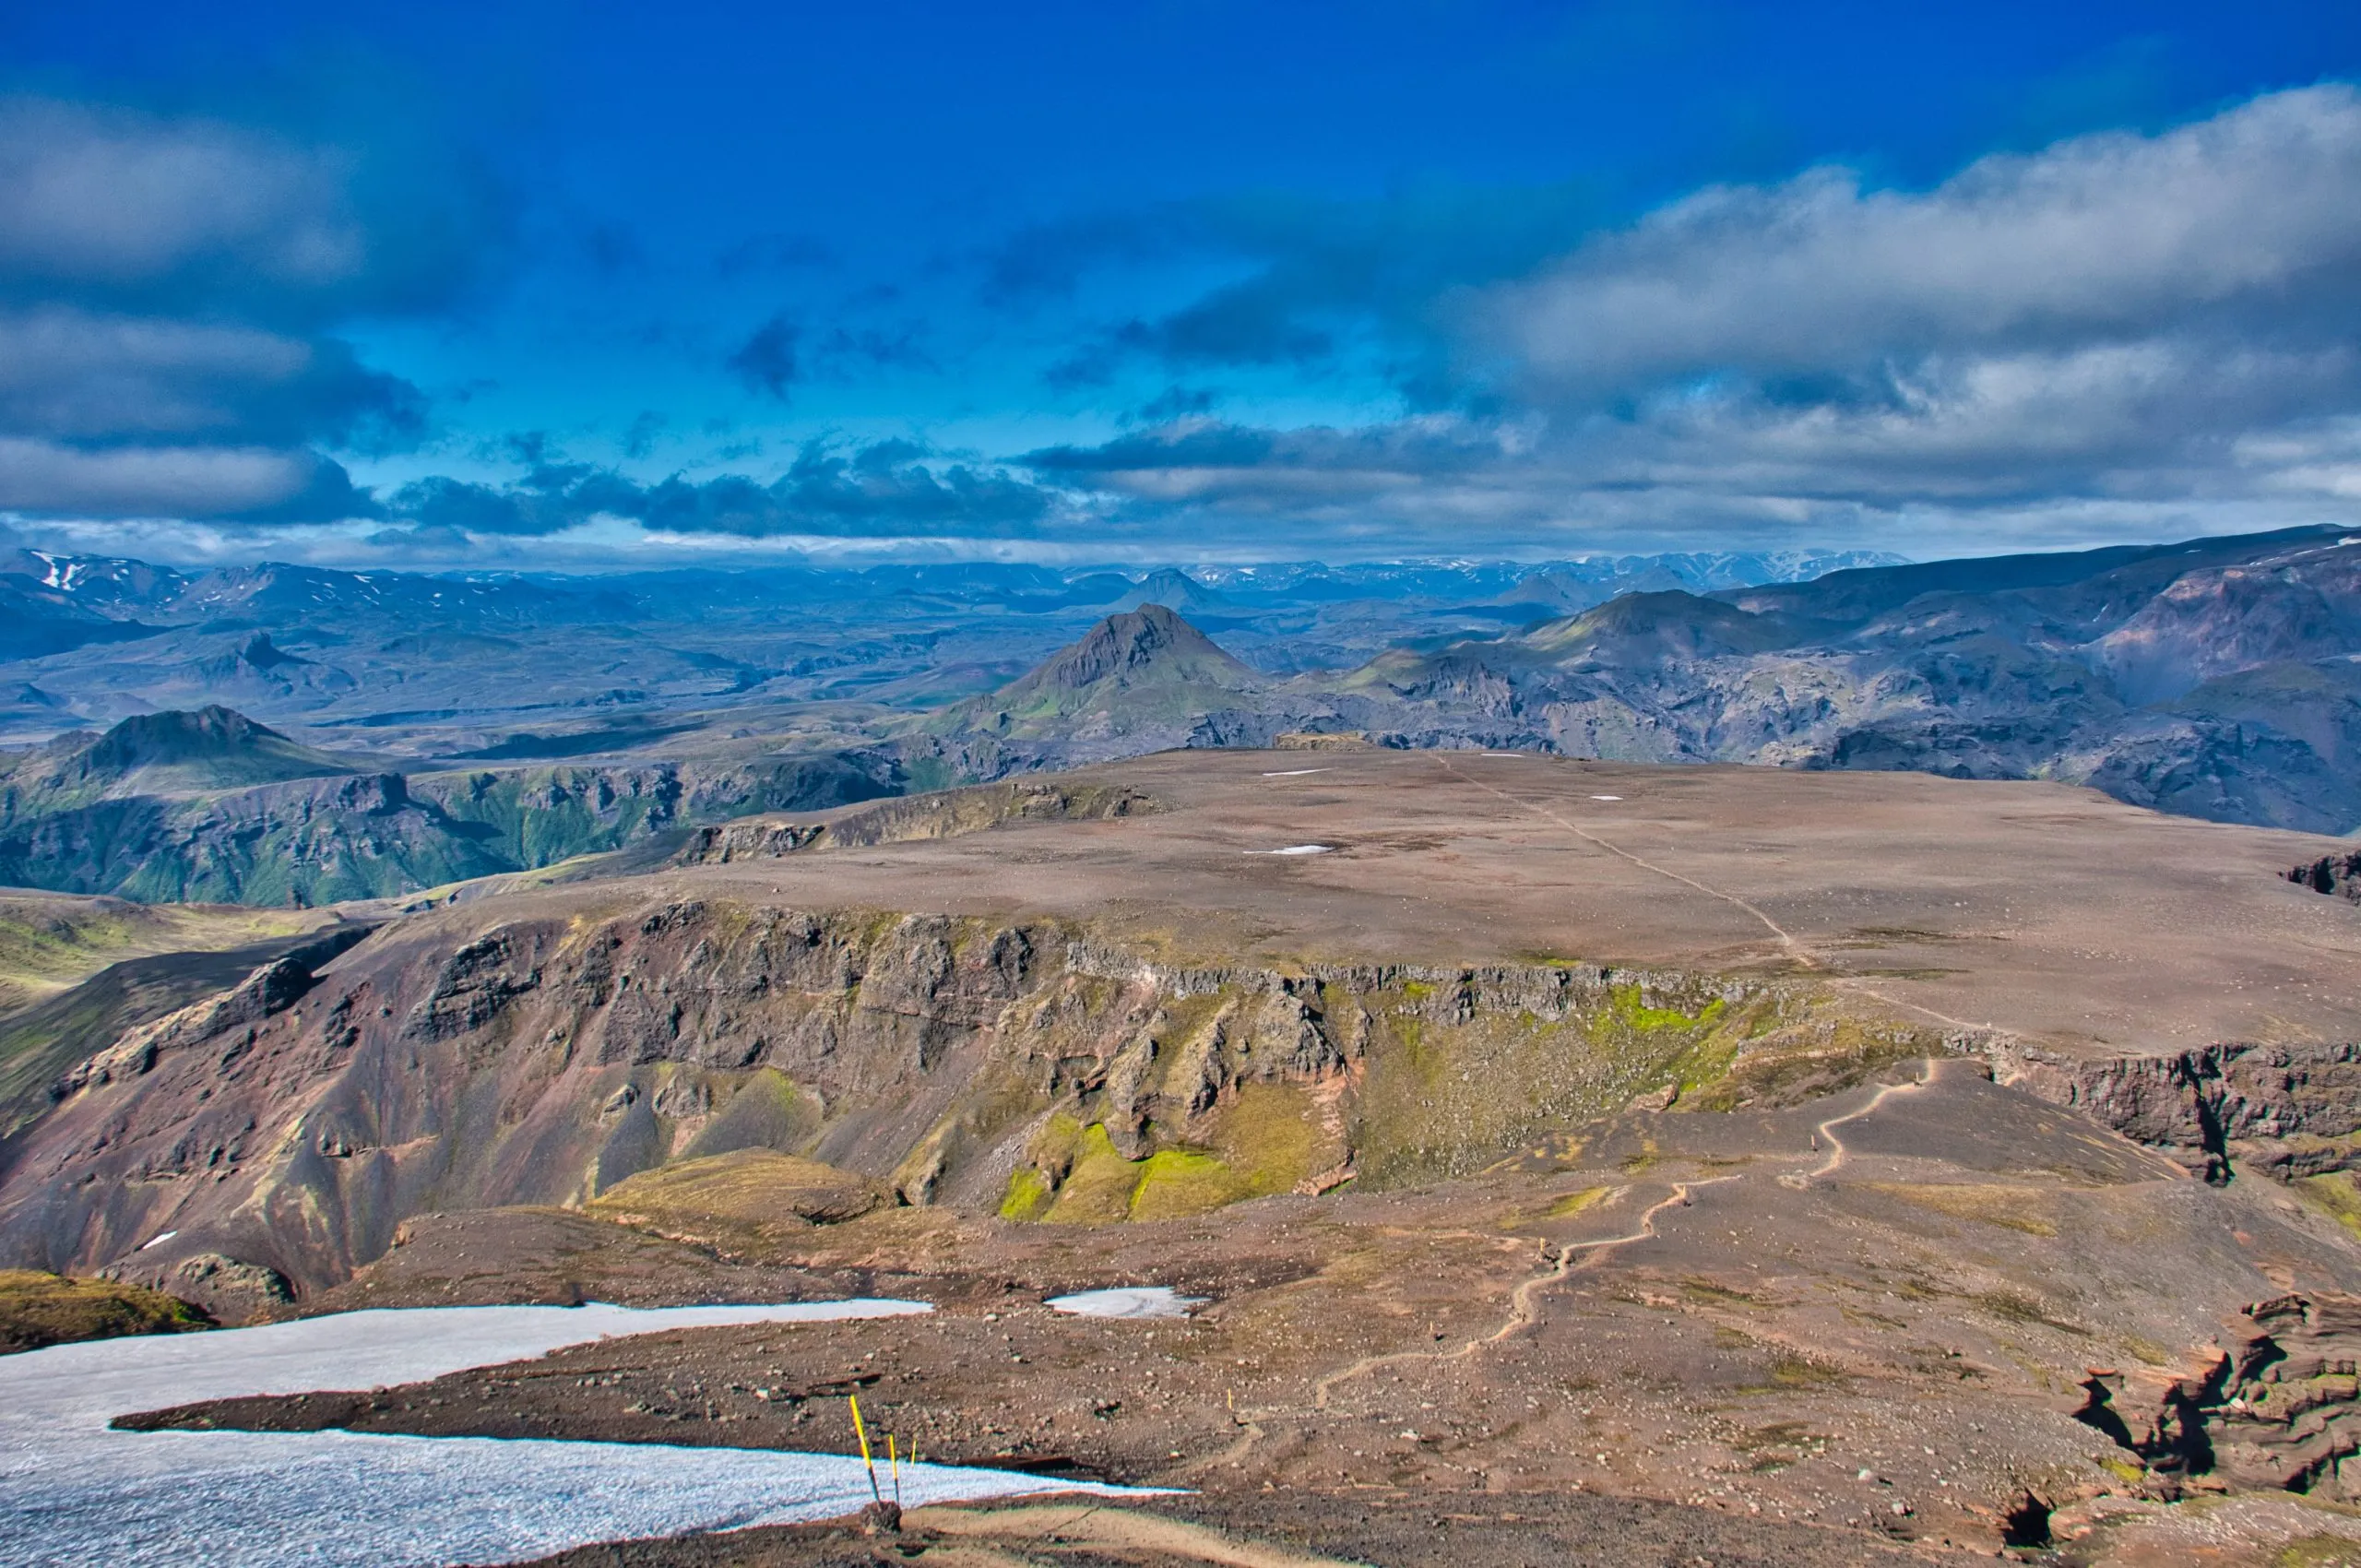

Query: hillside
left=9, top=746, right=2352, bottom=1291
left=1308, top=527, right=2361, bottom=832
left=0, top=711, right=898, bottom=906
left=9, top=749, right=2361, bottom=1562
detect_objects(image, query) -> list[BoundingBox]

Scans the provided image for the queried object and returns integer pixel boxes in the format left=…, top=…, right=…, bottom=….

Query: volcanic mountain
left=931, top=603, right=1265, bottom=742
left=1107, top=567, right=1234, bottom=615
left=5, top=707, right=362, bottom=805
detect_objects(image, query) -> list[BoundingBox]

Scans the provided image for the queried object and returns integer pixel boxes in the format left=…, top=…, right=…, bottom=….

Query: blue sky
left=3, top=1, right=2360, bottom=566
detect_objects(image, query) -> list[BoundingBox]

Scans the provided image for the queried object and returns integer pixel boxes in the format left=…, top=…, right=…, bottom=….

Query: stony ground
left=119, top=1062, right=2361, bottom=1563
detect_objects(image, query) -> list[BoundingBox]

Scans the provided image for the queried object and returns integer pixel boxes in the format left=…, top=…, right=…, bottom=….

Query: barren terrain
left=16, top=751, right=2361, bottom=1563
left=662, top=748, right=2361, bottom=1051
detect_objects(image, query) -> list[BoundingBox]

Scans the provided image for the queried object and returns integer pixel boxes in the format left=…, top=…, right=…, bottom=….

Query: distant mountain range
left=0, top=544, right=1897, bottom=755
left=914, top=524, right=2361, bottom=836
left=0, top=527, right=2354, bottom=906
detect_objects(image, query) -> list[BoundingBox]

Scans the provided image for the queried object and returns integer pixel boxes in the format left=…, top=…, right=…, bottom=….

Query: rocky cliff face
left=2001, top=1043, right=2361, bottom=1182
left=0, top=891, right=1880, bottom=1304
left=2292, top=851, right=2361, bottom=904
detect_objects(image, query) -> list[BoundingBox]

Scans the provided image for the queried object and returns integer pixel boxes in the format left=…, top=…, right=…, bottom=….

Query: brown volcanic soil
left=650, top=748, right=2356, bottom=1055
left=517, top=1493, right=1951, bottom=1567
left=125, top=1063, right=2361, bottom=1560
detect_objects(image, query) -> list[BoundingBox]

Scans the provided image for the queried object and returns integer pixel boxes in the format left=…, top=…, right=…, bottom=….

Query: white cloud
left=1475, top=85, right=2361, bottom=397
left=0, top=438, right=326, bottom=517
left=0, top=99, right=363, bottom=296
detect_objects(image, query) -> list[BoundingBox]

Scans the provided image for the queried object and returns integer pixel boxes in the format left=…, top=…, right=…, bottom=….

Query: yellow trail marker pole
left=848, top=1395, right=882, bottom=1504
left=888, top=1432, right=901, bottom=1505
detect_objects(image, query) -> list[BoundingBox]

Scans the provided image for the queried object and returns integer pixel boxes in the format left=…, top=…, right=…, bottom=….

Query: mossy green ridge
left=0, top=1269, right=211, bottom=1354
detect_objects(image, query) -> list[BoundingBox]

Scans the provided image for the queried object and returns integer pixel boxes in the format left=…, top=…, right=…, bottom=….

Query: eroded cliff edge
left=0, top=889, right=1951, bottom=1305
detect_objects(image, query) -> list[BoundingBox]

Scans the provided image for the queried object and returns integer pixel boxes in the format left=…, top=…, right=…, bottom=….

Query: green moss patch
left=0, top=1269, right=210, bottom=1354
left=2296, top=1171, right=2361, bottom=1241
left=1129, top=1148, right=1251, bottom=1220
left=1043, top=1123, right=1148, bottom=1225
left=1546, top=1185, right=1610, bottom=1218
left=1000, top=1166, right=1052, bottom=1221
left=1017, top=1084, right=1337, bottom=1225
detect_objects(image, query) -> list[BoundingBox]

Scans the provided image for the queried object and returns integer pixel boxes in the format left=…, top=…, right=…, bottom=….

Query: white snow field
left=0, top=1300, right=1152, bottom=1567
left=1045, top=1287, right=1207, bottom=1319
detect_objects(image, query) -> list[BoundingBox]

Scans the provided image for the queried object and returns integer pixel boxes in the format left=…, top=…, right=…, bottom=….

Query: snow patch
left=1046, top=1288, right=1207, bottom=1320
left=0, top=1300, right=1154, bottom=1567
left=1259, top=767, right=1327, bottom=777
left=1247, top=844, right=1332, bottom=857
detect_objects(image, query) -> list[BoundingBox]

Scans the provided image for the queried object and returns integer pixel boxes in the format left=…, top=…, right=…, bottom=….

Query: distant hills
left=1, top=526, right=2357, bottom=908
left=0, top=545, right=1896, bottom=757
left=24, top=707, right=360, bottom=802
left=0, top=708, right=893, bottom=906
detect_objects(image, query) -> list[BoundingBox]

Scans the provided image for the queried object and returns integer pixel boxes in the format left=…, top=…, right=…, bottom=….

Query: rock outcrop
left=679, top=779, right=1157, bottom=864
left=2291, top=851, right=2361, bottom=903
left=2002, top=1042, right=2361, bottom=1181
left=2076, top=1292, right=2361, bottom=1502
left=2213, top=1294, right=2361, bottom=1497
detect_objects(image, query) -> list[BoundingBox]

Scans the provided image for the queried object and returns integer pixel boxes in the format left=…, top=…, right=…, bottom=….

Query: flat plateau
left=595, top=748, right=2361, bottom=1055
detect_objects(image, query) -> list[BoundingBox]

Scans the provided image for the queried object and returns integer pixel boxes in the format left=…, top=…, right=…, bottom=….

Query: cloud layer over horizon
left=5, top=27, right=2361, bottom=567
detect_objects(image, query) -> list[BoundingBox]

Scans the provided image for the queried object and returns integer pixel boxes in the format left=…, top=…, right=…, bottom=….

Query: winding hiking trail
left=1298, top=1062, right=1956, bottom=1420
left=913, top=1502, right=1367, bottom=1568
left=1300, top=1060, right=1952, bottom=1416
left=1309, top=1178, right=1737, bottom=1411
left=1795, top=1056, right=1943, bottom=1184
left=1197, top=1055, right=1953, bottom=1479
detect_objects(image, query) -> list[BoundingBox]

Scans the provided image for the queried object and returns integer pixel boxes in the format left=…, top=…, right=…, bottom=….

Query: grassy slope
left=0, top=896, right=319, bottom=1016
left=0, top=897, right=332, bottom=1137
